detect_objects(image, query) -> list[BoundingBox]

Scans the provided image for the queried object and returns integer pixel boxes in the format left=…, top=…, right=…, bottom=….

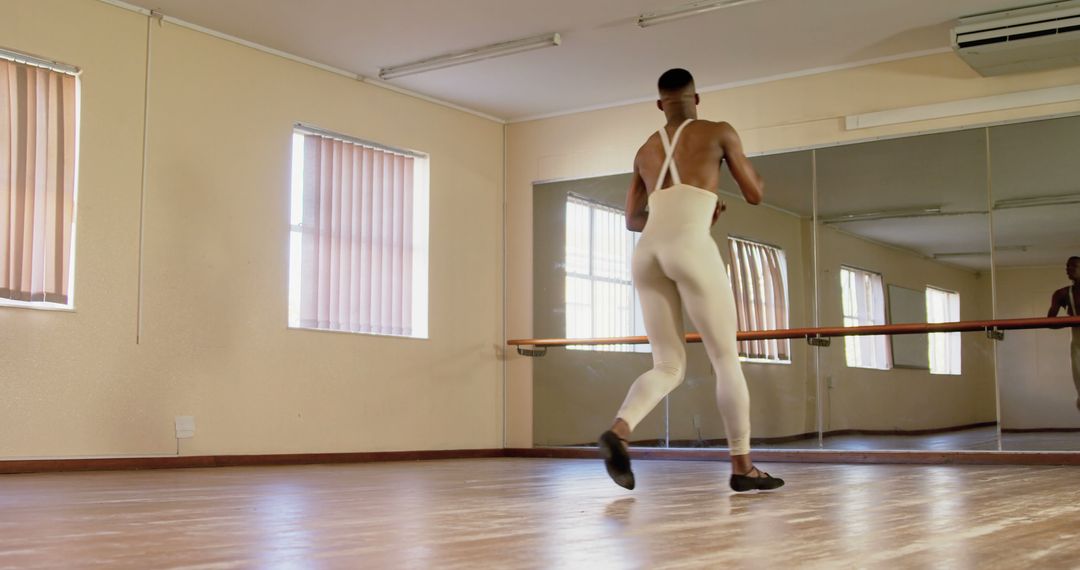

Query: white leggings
left=615, top=183, right=751, bottom=456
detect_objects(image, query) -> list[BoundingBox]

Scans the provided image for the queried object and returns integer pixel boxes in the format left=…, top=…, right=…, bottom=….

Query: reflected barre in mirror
left=509, top=316, right=1080, bottom=348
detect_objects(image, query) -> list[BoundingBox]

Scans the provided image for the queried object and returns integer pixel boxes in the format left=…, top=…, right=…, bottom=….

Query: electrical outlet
left=175, top=416, right=195, bottom=439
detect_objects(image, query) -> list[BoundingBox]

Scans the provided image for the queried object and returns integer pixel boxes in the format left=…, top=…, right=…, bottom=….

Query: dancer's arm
left=1049, top=288, right=1066, bottom=318
left=718, top=122, right=763, bottom=205
left=1048, top=288, right=1066, bottom=328
left=711, top=201, right=727, bottom=226
left=625, top=163, right=649, bottom=232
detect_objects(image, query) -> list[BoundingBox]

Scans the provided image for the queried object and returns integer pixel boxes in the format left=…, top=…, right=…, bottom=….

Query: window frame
left=726, top=235, right=792, bottom=365
left=287, top=125, right=430, bottom=339
left=926, top=285, right=962, bottom=376
left=564, top=193, right=648, bottom=353
left=839, top=265, right=893, bottom=371
left=0, top=53, right=82, bottom=312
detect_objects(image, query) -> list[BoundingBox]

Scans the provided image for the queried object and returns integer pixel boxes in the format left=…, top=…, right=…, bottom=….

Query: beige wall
left=0, top=0, right=504, bottom=458
left=507, top=52, right=1080, bottom=447
left=996, top=266, right=1080, bottom=429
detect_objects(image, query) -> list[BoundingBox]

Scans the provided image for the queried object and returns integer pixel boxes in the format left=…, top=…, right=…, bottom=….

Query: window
left=0, top=56, right=79, bottom=309
left=926, top=287, right=961, bottom=375
left=288, top=127, right=429, bottom=338
left=840, top=266, right=891, bottom=370
left=727, top=237, right=790, bottom=363
left=565, top=195, right=647, bottom=352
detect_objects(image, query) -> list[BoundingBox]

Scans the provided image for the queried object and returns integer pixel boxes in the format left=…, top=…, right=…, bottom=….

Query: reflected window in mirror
left=840, top=266, right=892, bottom=370
left=564, top=195, right=648, bottom=353
left=727, top=237, right=791, bottom=364
left=926, top=287, right=962, bottom=375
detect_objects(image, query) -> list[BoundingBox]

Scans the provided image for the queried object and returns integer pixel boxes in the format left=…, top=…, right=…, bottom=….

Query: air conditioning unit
left=952, top=0, right=1080, bottom=76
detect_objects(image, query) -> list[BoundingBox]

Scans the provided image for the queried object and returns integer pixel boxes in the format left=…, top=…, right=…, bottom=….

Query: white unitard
left=615, top=119, right=752, bottom=456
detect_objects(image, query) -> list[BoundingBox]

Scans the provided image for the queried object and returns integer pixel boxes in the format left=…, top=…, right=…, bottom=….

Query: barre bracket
left=516, top=346, right=548, bottom=357
left=986, top=327, right=1005, bottom=341
left=806, top=335, right=832, bottom=347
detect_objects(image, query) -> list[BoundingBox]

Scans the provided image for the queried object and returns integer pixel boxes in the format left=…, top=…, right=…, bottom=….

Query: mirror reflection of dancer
left=597, top=69, right=784, bottom=492
left=1048, top=256, right=1080, bottom=411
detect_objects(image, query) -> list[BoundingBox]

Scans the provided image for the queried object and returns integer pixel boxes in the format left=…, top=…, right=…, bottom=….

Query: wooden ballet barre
left=507, top=315, right=1080, bottom=355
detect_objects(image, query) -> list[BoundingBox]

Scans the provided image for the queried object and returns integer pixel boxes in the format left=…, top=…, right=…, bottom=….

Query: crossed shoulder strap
left=655, top=118, right=695, bottom=190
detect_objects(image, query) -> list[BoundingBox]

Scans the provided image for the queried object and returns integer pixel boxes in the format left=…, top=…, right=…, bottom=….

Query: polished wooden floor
left=2, top=459, right=1079, bottom=569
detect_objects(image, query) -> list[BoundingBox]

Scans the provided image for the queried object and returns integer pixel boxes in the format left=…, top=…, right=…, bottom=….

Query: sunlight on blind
left=565, top=195, right=647, bottom=353
left=840, top=266, right=892, bottom=370
left=727, top=237, right=790, bottom=362
left=926, top=287, right=962, bottom=375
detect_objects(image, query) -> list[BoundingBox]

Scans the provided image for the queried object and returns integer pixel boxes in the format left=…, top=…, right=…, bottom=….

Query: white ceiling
left=122, top=0, right=1027, bottom=121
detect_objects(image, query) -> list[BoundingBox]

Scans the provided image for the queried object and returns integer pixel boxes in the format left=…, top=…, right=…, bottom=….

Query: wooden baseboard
left=557, top=422, right=999, bottom=448
left=506, top=447, right=1080, bottom=466
left=824, top=421, right=998, bottom=438
left=1002, top=427, right=1080, bottom=433
left=0, top=449, right=504, bottom=475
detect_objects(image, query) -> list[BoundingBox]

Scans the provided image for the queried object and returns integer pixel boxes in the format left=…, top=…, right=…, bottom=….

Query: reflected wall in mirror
left=991, top=115, right=1080, bottom=451
left=531, top=150, right=818, bottom=450
left=815, top=128, right=997, bottom=451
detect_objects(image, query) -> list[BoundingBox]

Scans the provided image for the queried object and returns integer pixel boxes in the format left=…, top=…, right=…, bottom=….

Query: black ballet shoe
left=598, top=431, right=635, bottom=490
left=729, top=466, right=785, bottom=492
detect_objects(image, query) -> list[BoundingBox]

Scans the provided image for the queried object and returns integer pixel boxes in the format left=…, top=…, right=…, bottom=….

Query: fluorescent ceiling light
left=379, top=33, right=561, bottom=80
left=822, top=207, right=944, bottom=224
left=638, top=0, right=766, bottom=28
left=933, top=246, right=1027, bottom=258
left=994, top=192, right=1080, bottom=210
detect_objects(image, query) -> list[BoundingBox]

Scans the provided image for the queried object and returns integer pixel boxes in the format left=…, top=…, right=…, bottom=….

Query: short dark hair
left=1069, top=256, right=1080, bottom=264
left=658, top=68, right=694, bottom=93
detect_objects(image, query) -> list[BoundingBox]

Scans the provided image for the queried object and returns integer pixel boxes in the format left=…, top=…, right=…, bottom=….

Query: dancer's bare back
left=625, top=120, right=764, bottom=231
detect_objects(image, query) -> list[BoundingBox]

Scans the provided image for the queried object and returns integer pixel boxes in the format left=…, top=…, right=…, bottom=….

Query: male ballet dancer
left=598, top=68, right=784, bottom=492
left=1047, top=256, right=1080, bottom=411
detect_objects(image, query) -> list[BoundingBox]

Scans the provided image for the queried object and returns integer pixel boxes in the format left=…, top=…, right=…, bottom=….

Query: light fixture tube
left=993, top=192, right=1080, bottom=210
left=933, top=246, right=1027, bottom=258
left=821, top=207, right=945, bottom=224
left=379, top=33, right=561, bottom=80
left=637, top=0, right=765, bottom=28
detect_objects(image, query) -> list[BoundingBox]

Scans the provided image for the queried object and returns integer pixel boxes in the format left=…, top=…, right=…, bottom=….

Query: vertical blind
left=295, top=132, right=416, bottom=336
left=0, top=59, right=78, bottom=304
left=926, top=287, right=962, bottom=375
left=840, top=266, right=892, bottom=370
left=728, top=237, right=790, bottom=361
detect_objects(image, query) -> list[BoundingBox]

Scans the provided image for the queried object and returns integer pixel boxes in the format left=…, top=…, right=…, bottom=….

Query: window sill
left=567, top=347, right=652, bottom=354
left=740, top=358, right=792, bottom=366
left=287, top=324, right=428, bottom=341
left=0, top=299, right=75, bottom=312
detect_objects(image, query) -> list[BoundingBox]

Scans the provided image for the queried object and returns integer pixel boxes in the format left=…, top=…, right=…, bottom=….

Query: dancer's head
left=657, top=68, right=699, bottom=115
left=1068, top=256, right=1079, bottom=281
